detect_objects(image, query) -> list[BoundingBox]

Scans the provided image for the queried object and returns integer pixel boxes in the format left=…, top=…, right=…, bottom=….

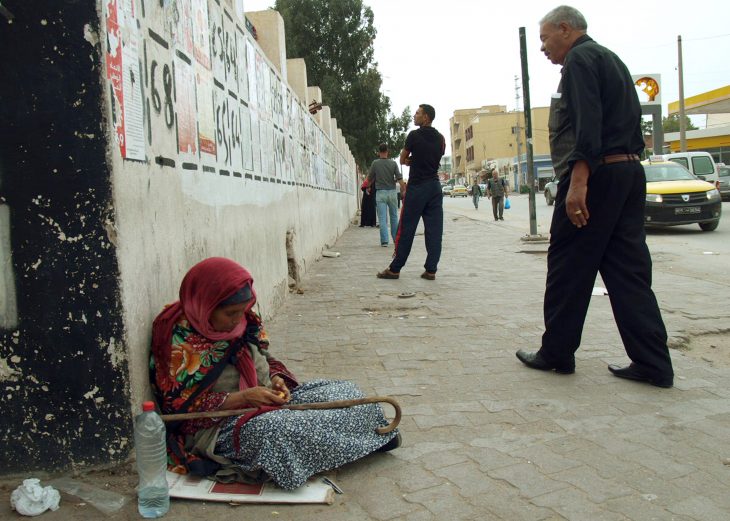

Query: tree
left=640, top=118, right=654, bottom=136
left=273, top=0, right=409, bottom=167
left=662, top=114, right=698, bottom=133
left=383, top=106, right=411, bottom=157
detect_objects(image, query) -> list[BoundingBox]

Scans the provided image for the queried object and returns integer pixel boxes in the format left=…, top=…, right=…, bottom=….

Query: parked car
left=662, top=151, right=720, bottom=188
left=441, top=184, right=453, bottom=196
left=643, top=161, right=722, bottom=231
left=718, top=165, right=730, bottom=200
left=544, top=177, right=559, bottom=205
left=451, top=185, right=468, bottom=197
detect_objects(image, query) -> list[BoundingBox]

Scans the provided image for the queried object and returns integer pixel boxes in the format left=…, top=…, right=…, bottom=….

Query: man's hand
left=566, top=160, right=590, bottom=228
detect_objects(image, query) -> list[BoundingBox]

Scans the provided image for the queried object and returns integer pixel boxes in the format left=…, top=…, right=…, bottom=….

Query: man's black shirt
left=561, top=35, right=644, bottom=174
left=404, top=126, right=445, bottom=185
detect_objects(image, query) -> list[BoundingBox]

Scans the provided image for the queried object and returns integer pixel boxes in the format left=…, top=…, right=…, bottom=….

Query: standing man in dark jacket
left=377, top=104, right=445, bottom=280
left=486, top=169, right=509, bottom=221
left=515, top=5, right=674, bottom=387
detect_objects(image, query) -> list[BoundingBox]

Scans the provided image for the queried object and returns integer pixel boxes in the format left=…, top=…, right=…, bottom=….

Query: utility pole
left=513, top=75, right=523, bottom=186
left=677, top=35, right=687, bottom=152
left=519, top=27, right=538, bottom=237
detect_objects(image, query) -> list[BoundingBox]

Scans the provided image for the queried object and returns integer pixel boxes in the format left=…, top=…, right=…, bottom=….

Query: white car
left=544, top=178, right=559, bottom=205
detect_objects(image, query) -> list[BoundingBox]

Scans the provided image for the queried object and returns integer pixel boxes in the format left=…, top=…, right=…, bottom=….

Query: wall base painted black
left=0, top=1, right=133, bottom=474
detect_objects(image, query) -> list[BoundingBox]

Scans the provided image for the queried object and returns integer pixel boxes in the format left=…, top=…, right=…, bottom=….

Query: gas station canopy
left=668, top=85, right=730, bottom=115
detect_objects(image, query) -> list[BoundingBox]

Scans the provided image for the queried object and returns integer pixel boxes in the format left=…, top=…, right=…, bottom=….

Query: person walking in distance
left=486, top=169, right=509, bottom=221
left=377, top=104, right=445, bottom=280
left=515, top=5, right=674, bottom=388
left=471, top=178, right=482, bottom=209
left=367, top=143, right=406, bottom=247
left=359, top=176, right=377, bottom=228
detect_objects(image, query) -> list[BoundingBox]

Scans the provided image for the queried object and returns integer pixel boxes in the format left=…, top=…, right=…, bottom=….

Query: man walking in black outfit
left=515, top=6, right=674, bottom=388
left=377, top=104, right=445, bottom=280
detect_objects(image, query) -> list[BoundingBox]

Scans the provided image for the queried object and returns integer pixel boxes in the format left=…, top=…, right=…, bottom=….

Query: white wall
left=100, top=0, right=357, bottom=409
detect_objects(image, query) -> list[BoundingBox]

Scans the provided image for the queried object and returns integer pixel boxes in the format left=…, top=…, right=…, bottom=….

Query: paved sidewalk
left=3, top=203, right=729, bottom=520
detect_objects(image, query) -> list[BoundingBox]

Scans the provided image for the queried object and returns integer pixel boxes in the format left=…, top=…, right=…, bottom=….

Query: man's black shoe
left=515, top=350, right=575, bottom=374
left=608, top=364, right=673, bottom=388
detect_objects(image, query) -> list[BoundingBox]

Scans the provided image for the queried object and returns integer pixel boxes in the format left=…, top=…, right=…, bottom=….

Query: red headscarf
left=152, top=257, right=258, bottom=389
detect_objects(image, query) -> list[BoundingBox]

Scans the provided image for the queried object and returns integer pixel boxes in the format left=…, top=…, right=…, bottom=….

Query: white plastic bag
left=10, top=478, right=61, bottom=516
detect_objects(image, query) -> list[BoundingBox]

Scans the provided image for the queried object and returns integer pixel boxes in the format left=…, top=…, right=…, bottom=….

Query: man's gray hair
left=540, top=5, right=588, bottom=31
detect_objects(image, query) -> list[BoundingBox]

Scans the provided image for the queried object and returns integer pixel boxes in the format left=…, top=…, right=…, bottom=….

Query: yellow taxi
left=450, top=185, right=468, bottom=198
left=643, top=160, right=722, bottom=231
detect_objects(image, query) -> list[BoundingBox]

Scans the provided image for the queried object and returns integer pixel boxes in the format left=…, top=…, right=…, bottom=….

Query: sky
left=243, top=0, right=730, bottom=155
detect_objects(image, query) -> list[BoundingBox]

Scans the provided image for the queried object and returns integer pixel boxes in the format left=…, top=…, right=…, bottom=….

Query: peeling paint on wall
left=0, top=357, right=20, bottom=382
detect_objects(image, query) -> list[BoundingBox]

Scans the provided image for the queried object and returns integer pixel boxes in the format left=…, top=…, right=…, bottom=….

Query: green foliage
left=274, top=0, right=409, bottom=167
left=383, top=106, right=411, bottom=157
left=640, top=118, right=654, bottom=136
left=662, top=114, right=698, bottom=132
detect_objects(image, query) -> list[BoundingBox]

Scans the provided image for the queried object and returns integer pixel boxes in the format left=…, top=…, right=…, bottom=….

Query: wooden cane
left=160, top=396, right=401, bottom=434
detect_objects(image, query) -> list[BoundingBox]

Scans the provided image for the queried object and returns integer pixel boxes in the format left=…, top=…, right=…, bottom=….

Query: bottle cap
left=142, top=401, right=156, bottom=412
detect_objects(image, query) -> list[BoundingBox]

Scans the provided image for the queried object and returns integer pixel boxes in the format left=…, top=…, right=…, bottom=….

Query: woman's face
left=209, top=301, right=251, bottom=332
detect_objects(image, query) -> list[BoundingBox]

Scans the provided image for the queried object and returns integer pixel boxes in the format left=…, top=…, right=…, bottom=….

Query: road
left=444, top=191, right=730, bottom=289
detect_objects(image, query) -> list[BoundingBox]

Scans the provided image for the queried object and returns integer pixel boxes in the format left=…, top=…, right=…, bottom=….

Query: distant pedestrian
left=471, top=178, right=482, bottom=209
left=486, top=169, right=509, bottom=220
left=377, top=104, right=445, bottom=280
left=515, top=5, right=674, bottom=388
left=367, top=143, right=406, bottom=247
left=359, top=177, right=376, bottom=227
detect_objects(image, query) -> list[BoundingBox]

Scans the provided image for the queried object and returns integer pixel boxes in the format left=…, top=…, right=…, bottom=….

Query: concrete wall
left=0, top=0, right=357, bottom=475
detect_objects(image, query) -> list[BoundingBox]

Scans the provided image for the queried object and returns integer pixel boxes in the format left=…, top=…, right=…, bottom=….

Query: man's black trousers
left=390, top=179, right=443, bottom=273
left=538, top=162, right=673, bottom=379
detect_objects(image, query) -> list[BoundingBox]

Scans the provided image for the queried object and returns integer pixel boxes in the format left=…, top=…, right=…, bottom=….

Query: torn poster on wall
left=105, top=0, right=145, bottom=161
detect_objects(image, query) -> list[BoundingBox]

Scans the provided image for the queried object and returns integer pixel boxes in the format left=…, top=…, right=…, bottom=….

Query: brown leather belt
left=600, top=154, right=640, bottom=165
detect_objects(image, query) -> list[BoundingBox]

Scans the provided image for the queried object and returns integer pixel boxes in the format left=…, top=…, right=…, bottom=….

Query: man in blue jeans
left=367, top=143, right=405, bottom=247
left=377, top=104, right=445, bottom=280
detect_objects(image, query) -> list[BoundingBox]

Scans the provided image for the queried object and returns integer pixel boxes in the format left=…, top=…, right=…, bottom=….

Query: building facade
left=451, top=105, right=551, bottom=187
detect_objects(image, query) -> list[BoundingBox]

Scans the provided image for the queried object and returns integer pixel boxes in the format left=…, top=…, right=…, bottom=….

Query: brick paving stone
left=402, top=483, right=483, bottom=519
left=604, top=494, right=699, bottom=521
left=458, top=446, right=518, bottom=471
left=507, top=445, right=583, bottom=474
left=431, top=461, right=498, bottom=498
left=550, top=465, right=635, bottom=503
left=532, top=488, right=636, bottom=521
left=352, top=475, right=420, bottom=521
left=669, top=471, right=730, bottom=509
left=418, top=449, right=471, bottom=471
left=488, top=463, right=570, bottom=499
left=667, top=496, right=730, bottom=521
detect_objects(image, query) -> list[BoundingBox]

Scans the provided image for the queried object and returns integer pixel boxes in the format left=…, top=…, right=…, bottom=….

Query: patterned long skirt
left=214, top=379, right=398, bottom=490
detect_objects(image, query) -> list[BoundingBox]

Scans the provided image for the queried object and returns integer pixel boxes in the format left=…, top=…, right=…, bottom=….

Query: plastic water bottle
left=134, top=401, right=170, bottom=518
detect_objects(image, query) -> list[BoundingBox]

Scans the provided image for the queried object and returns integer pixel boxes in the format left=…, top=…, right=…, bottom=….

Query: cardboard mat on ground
left=166, top=472, right=335, bottom=504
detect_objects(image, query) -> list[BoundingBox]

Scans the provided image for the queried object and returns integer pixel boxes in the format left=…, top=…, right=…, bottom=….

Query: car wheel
left=699, top=221, right=719, bottom=232
left=545, top=191, right=554, bottom=206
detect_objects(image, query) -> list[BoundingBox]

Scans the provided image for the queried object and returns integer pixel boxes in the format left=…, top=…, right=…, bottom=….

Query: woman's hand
left=271, top=376, right=291, bottom=402
left=222, top=386, right=287, bottom=409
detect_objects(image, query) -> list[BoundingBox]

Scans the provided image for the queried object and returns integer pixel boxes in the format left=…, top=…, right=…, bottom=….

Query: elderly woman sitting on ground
left=150, top=257, right=400, bottom=490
